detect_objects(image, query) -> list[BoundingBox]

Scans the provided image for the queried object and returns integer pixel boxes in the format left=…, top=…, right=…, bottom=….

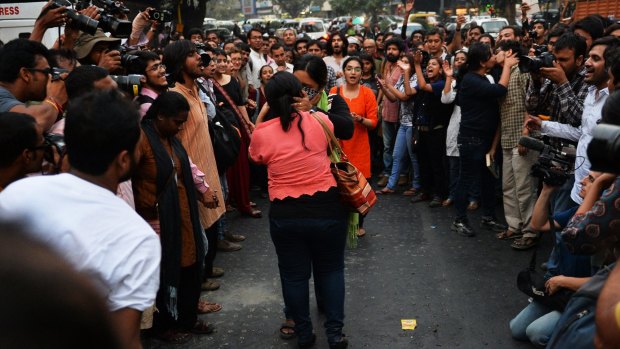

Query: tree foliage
left=272, top=0, right=316, bottom=18
left=330, top=0, right=389, bottom=19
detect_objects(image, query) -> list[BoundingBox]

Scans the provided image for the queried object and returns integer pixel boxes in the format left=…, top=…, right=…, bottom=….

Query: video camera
left=588, top=124, right=620, bottom=174
left=519, top=136, right=575, bottom=186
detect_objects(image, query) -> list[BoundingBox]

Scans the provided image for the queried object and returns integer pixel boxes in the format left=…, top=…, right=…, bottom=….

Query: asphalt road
left=144, top=189, right=551, bottom=349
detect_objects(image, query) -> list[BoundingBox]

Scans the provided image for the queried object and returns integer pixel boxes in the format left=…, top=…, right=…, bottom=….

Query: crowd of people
left=1, top=0, right=620, bottom=348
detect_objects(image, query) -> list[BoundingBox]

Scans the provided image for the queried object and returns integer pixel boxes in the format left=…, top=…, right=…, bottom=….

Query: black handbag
left=516, top=249, right=573, bottom=312
left=209, top=108, right=241, bottom=175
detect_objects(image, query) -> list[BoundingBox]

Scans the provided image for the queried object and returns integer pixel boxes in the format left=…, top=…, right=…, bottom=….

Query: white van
left=0, top=1, right=60, bottom=48
left=298, top=18, right=326, bottom=40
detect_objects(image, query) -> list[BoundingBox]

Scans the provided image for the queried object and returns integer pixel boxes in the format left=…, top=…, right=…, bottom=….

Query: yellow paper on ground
left=401, top=319, right=417, bottom=330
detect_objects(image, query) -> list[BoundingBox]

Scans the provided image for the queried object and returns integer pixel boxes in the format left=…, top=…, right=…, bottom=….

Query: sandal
left=356, top=228, right=366, bottom=237
left=496, top=230, right=523, bottom=240
left=242, top=208, right=262, bottom=218
left=190, top=319, right=214, bottom=334
left=376, top=187, right=395, bottom=194
left=156, top=329, right=191, bottom=344
left=402, top=188, right=418, bottom=196
left=279, top=320, right=296, bottom=340
left=197, top=300, right=222, bottom=314
left=511, top=236, right=539, bottom=250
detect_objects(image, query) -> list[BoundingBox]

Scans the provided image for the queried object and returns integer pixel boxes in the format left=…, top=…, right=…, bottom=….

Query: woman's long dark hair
left=456, top=42, right=492, bottom=85
left=359, top=53, right=376, bottom=76
left=264, top=71, right=308, bottom=148
left=144, top=91, right=190, bottom=121
left=162, top=40, right=196, bottom=86
left=293, top=54, right=327, bottom=88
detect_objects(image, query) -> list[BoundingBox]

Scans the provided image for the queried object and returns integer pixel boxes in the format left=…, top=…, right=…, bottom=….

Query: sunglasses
left=27, top=67, right=53, bottom=75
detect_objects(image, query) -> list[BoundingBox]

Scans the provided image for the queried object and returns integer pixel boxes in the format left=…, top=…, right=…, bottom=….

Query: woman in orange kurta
left=329, top=56, right=378, bottom=236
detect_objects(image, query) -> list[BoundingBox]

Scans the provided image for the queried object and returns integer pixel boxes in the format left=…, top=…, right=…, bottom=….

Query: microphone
left=518, top=136, right=572, bottom=157
left=518, top=136, right=546, bottom=152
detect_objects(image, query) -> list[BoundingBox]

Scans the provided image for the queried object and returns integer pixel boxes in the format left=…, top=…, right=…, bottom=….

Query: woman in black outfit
left=451, top=42, right=518, bottom=237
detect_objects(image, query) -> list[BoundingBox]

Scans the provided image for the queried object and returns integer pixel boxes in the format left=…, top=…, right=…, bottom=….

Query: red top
left=330, top=85, right=378, bottom=178
left=249, top=111, right=336, bottom=201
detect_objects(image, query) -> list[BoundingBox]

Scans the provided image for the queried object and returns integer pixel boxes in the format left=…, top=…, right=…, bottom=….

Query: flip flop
left=496, top=230, right=523, bottom=240
left=375, top=187, right=395, bottom=194
left=511, top=236, right=539, bottom=250
left=279, top=320, right=296, bottom=340
left=197, top=300, right=222, bottom=314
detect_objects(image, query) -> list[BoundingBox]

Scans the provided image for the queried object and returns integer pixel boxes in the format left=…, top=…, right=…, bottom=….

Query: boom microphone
left=518, top=136, right=546, bottom=152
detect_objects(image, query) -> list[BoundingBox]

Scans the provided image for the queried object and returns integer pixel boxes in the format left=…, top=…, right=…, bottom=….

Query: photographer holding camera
left=526, top=37, right=620, bottom=212
left=0, top=39, right=68, bottom=131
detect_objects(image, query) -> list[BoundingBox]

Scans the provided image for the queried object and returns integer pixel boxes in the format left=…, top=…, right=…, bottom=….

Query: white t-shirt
left=0, top=173, right=161, bottom=312
left=323, top=55, right=349, bottom=86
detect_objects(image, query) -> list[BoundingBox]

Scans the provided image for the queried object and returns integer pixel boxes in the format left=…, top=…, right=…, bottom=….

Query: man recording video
left=526, top=37, right=620, bottom=210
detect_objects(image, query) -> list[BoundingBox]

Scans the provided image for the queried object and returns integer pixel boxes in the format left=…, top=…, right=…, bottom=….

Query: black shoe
left=330, top=336, right=348, bottom=349
left=452, top=219, right=475, bottom=237
left=480, top=217, right=508, bottom=232
left=298, top=334, right=316, bottom=348
left=428, top=197, right=442, bottom=208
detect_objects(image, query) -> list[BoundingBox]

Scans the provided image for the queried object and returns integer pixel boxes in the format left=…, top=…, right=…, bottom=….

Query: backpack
left=546, top=263, right=616, bottom=349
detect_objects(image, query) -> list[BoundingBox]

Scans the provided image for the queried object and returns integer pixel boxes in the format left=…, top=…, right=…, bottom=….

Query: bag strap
left=212, top=79, right=253, bottom=136
left=310, top=112, right=343, bottom=163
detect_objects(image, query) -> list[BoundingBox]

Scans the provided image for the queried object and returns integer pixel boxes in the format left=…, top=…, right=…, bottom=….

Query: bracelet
left=43, top=99, right=59, bottom=113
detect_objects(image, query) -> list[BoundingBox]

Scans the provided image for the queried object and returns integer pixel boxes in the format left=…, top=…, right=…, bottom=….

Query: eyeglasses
left=250, top=36, right=262, bottom=41
left=27, top=67, right=53, bottom=75
left=345, top=67, right=362, bottom=72
left=146, top=63, right=166, bottom=72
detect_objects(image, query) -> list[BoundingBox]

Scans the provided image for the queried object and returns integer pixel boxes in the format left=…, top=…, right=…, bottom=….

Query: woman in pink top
left=249, top=72, right=349, bottom=349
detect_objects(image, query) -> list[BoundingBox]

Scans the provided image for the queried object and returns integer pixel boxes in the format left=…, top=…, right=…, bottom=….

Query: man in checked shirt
left=524, top=32, right=589, bottom=214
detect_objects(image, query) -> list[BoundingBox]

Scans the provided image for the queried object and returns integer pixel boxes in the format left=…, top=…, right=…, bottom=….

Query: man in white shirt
left=246, top=28, right=269, bottom=89
left=526, top=37, right=619, bottom=205
left=323, top=32, right=349, bottom=85
left=269, top=43, right=293, bottom=73
left=0, top=90, right=161, bottom=349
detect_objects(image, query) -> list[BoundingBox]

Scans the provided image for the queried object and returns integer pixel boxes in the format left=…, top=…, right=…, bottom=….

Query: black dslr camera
left=588, top=124, right=620, bottom=174
left=519, top=51, right=555, bottom=74
left=111, top=74, right=142, bottom=97
left=519, top=136, right=575, bottom=186
left=48, top=0, right=99, bottom=35
left=73, top=0, right=132, bottom=38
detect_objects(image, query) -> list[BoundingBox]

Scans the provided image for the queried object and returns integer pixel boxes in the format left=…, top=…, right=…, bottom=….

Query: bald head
left=363, top=39, right=377, bottom=55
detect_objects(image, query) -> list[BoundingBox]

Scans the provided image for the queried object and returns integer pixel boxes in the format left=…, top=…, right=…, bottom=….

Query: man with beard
left=163, top=40, right=226, bottom=295
left=324, top=32, right=349, bottom=84
left=126, top=51, right=169, bottom=118
left=376, top=37, right=404, bottom=187
left=522, top=36, right=619, bottom=249
left=0, top=90, right=161, bottom=349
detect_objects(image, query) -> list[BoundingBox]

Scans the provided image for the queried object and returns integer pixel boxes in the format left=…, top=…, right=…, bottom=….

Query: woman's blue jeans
left=270, top=216, right=347, bottom=346
left=386, top=125, right=421, bottom=190
left=510, top=301, right=561, bottom=348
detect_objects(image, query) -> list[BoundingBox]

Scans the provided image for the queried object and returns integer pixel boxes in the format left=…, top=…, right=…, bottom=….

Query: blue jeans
left=510, top=301, right=561, bottom=348
left=382, top=120, right=398, bottom=176
left=270, top=217, right=347, bottom=346
left=386, top=125, right=421, bottom=190
left=448, top=156, right=480, bottom=201
left=454, top=136, right=496, bottom=221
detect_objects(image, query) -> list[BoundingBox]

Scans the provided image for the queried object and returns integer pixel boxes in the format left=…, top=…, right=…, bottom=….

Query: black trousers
left=153, top=263, right=201, bottom=332
left=204, top=223, right=218, bottom=278
left=417, top=127, right=448, bottom=199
